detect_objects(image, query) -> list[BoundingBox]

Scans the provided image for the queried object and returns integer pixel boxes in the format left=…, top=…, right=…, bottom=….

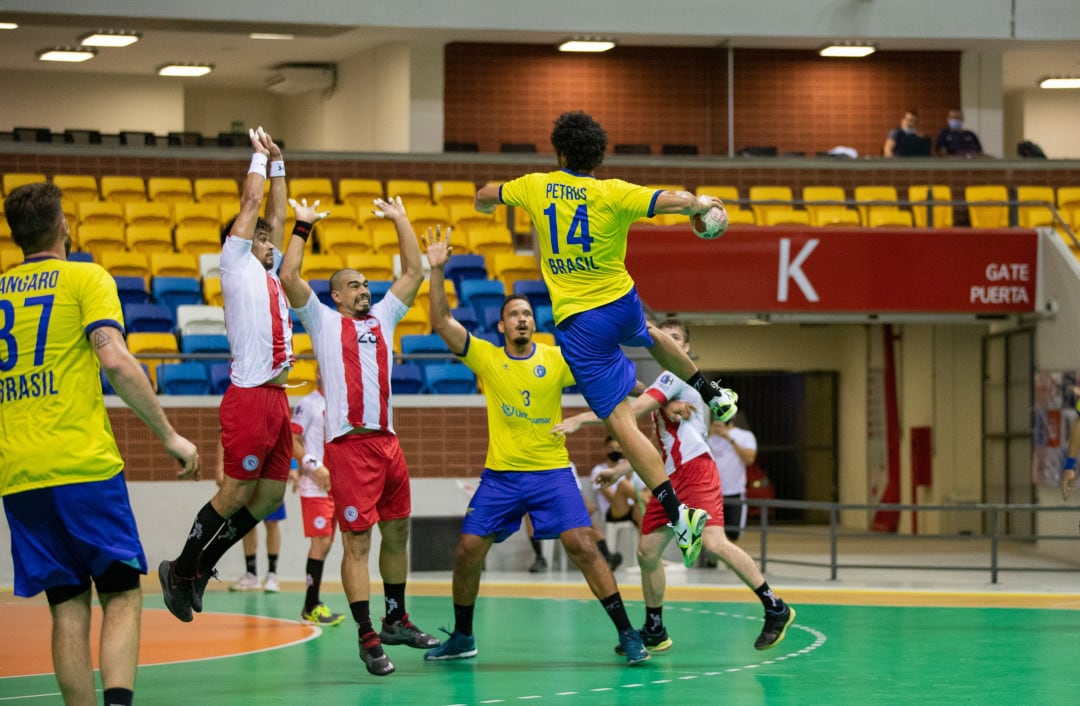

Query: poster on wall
left=1032, top=371, right=1079, bottom=488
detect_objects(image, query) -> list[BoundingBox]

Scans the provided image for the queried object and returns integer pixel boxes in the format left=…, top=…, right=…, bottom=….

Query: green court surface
left=2, top=592, right=1077, bottom=705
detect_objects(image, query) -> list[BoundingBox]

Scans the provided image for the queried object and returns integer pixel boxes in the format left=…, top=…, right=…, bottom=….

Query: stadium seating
left=386, top=179, right=431, bottom=205
left=100, top=176, right=147, bottom=203
left=413, top=279, right=457, bottom=316
left=368, top=220, right=404, bottom=255
left=319, top=224, right=373, bottom=257
left=748, top=185, right=798, bottom=226
left=392, top=253, right=432, bottom=281
left=288, top=360, right=318, bottom=396
left=198, top=253, right=221, bottom=280
left=390, top=362, right=424, bottom=394
left=101, top=251, right=150, bottom=284
left=157, top=362, right=211, bottom=395
left=1, top=248, right=23, bottom=272
left=75, top=224, right=125, bottom=260
left=338, top=178, right=384, bottom=209
left=444, top=254, right=488, bottom=296
left=289, top=178, right=335, bottom=206
left=400, top=333, right=452, bottom=372
left=208, top=363, right=231, bottom=394
left=366, top=280, right=392, bottom=305
left=491, top=253, right=540, bottom=291
left=125, top=225, right=174, bottom=254
left=125, top=202, right=174, bottom=229
left=424, top=364, right=476, bottom=394
left=174, top=202, right=222, bottom=230
left=802, top=186, right=859, bottom=227
left=194, top=178, right=240, bottom=204
left=408, top=203, right=452, bottom=235
left=179, top=333, right=230, bottom=375
left=77, top=201, right=125, bottom=228
left=3, top=172, right=46, bottom=195
left=113, top=275, right=150, bottom=305
left=908, top=185, right=954, bottom=228
left=447, top=203, right=497, bottom=240
left=460, top=279, right=507, bottom=321
left=513, top=279, right=551, bottom=310
left=432, top=180, right=476, bottom=208
left=343, top=253, right=394, bottom=281
left=481, top=305, right=502, bottom=333
left=124, top=303, right=175, bottom=333
left=176, top=304, right=226, bottom=336
left=452, top=306, right=480, bottom=333
left=1058, top=187, right=1080, bottom=214
left=868, top=210, right=914, bottom=228
left=290, top=309, right=305, bottom=334
left=466, top=225, right=515, bottom=259
left=532, top=332, right=556, bottom=347
left=151, top=252, right=200, bottom=279
left=472, top=330, right=503, bottom=347
left=534, top=305, right=556, bottom=334
left=853, top=186, right=904, bottom=226
left=52, top=175, right=99, bottom=203
left=695, top=185, right=753, bottom=222
left=174, top=226, right=221, bottom=256
left=126, top=332, right=180, bottom=388
left=147, top=177, right=195, bottom=204
left=1016, top=186, right=1057, bottom=228
left=394, top=307, right=430, bottom=351
left=964, top=185, right=1009, bottom=228
left=152, top=276, right=204, bottom=312
left=68, top=251, right=94, bottom=264
left=300, top=253, right=345, bottom=281
left=202, top=277, right=223, bottom=306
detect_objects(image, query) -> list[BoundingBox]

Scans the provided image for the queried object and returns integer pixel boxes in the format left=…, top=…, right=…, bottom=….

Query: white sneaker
left=263, top=572, right=280, bottom=593
left=229, top=572, right=262, bottom=592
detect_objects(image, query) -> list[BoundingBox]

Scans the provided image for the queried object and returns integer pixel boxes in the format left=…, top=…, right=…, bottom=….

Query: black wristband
left=292, top=220, right=313, bottom=241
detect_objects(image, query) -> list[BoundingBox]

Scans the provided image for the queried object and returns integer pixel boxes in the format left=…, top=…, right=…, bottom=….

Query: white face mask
left=948, top=119, right=964, bottom=130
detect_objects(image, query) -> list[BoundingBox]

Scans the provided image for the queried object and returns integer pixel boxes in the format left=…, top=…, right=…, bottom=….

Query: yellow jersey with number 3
left=499, top=169, right=659, bottom=324
left=460, top=333, right=576, bottom=471
left=0, top=256, right=126, bottom=495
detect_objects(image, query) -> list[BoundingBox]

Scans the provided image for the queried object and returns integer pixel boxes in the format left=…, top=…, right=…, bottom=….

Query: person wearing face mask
left=883, top=109, right=931, bottom=157
left=936, top=109, right=983, bottom=157
left=591, top=436, right=645, bottom=533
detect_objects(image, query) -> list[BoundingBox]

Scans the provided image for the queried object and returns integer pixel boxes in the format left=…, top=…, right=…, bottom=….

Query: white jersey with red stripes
left=643, top=370, right=713, bottom=475
left=291, top=390, right=328, bottom=498
left=220, top=236, right=293, bottom=387
left=294, top=290, right=408, bottom=441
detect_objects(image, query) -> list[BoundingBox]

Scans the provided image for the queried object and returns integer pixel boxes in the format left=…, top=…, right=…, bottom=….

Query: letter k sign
left=777, top=238, right=820, bottom=302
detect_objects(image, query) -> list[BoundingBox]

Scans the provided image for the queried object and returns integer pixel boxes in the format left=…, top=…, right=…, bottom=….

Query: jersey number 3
left=544, top=203, right=593, bottom=254
left=0, top=295, right=55, bottom=372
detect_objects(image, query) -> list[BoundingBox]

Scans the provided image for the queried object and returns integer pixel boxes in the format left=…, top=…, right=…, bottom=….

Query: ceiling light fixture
left=819, top=43, right=876, bottom=58
left=1039, top=77, right=1080, bottom=89
left=558, top=39, right=615, bottom=53
left=0, top=22, right=18, bottom=30
left=79, top=30, right=140, bottom=47
left=157, top=63, right=214, bottom=77
left=250, top=32, right=294, bottom=40
left=37, top=47, right=97, bottom=63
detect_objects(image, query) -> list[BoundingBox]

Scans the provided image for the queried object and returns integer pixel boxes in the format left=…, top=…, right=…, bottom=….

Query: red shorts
left=641, top=453, right=726, bottom=535
left=324, top=431, right=411, bottom=532
left=219, top=384, right=293, bottom=483
left=300, top=496, right=336, bottom=538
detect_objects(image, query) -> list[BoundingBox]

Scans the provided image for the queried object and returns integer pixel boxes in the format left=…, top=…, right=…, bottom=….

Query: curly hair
left=3, top=182, right=64, bottom=254
left=220, top=214, right=272, bottom=244
left=550, top=111, right=607, bottom=173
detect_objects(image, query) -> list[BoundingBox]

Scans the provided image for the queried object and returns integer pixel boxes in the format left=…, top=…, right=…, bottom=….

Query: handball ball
left=691, top=206, right=729, bottom=240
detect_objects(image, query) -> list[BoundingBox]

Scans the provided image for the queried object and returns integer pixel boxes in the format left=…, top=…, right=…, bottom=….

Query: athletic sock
left=175, top=503, right=228, bottom=577
left=384, top=582, right=406, bottom=624
left=267, top=553, right=278, bottom=574
left=529, top=537, right=543, bottom=559
left=350, top=600, right=371, bottom=631
left=596, top=539, right=613, bottom=562
left=304, top=557, right=324, bottom=612
left=453, top=603, right=475, bottom=637
left=197, top=507, right=259, bottom=576
left=644, top=605, right=664, bottom=633
left=688, top=371, right=717, bottom=403
left=652, top=480, right=682, bottom=524
left=103, top=687, right=133, bottom=706
left=754, top=582, right=786, bottom=613
left=600, top=591, right=633, bottom=632
left=245, top=554, right=257, bottom=576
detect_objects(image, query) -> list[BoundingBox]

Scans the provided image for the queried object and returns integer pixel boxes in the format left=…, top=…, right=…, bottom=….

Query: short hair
left=905, top=109, right=919, bottom=117
left=604, top=435, right=615, bottom=444
left=551, top=111, right=607, bottom=173
left=4, top=182, right=64, bottom=254
left=658, top=317, right=690, bottom=343
left=499, top=293, right=531, bottom=319
left=220, top=214, right=272, bottom=244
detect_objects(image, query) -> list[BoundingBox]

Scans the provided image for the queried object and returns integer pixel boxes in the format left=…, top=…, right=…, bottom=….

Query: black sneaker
left=359, top=631, right=395, bottom=676
left=615, top=626, right=672, bottom=655
left=379, top=613, right=440, bottom=648
left=158, top=560, right=195, bottom=623
left=528, top=556, right=547, bottom=573
left=191, top=568, right=218, bottom=614
left=755, top=605, right=796, bottom=650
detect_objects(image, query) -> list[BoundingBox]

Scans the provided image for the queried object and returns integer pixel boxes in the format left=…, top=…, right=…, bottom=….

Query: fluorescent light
left=1040, top=77, right=1080, bottom=89
left=37, top=47, right=97, bottom=63
left=157, top=63, right=213, bottom=77
left=79, top=31, right=140, bottom=47
left=558, top=39, right=615, bottom=53
left=0, top=22, right=18, bottom=30
left=250, top=33, right=294, bottom=40
left=819, top=44, right=876, bottom=58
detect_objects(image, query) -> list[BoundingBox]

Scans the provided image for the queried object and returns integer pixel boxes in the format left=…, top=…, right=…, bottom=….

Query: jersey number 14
left=544, top=203, right=593, bottom=254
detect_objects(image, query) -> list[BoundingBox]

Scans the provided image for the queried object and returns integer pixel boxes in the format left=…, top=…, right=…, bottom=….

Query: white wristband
left=248, top=153, right=268, bottom=176
left=270, top=160, right=285, bottom=178
left=302, top=454, right=319, bottom=473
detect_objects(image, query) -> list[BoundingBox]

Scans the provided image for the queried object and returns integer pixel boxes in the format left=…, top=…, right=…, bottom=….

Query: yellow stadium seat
left=195, top=178, right=240, bottom=204
left=217, top=200, right=242, bottom=225
left=748, top=186, right=798, bottom=225
left=0, top=219, right=11, bottom=248
left=725, top=209, right=757, bottom=225
left=408, top=203, right=452, bottom=236
left=288, top=178, right=335, bottom=206
left=174, top=226, right=221, bottom=257
left=53, top=175, right=99, bottom=203
left=292, top=332, right=313, bottom=357
left=174, top=203, right=222, bottom=230
left=126, top=333, right=180, bottom=390
left=369, top=220, right=406, bottom=256
left=386, top=179, right=431, bottom=206
left=696, top=185, right=751, bottom=218
left=1016, top=186, right=1057, bottom=229
left=317, top=204, right=359, bottom=232
left=344, top=253, right=395, bottom=282
left=532, top=332, right=556, bottom=347
left=125, top=202, right=174, bottom=229
left=147, top=177, right=194, bottom=204
left=76, top=224, right=126, bottom=260
left=762, top=209, right=811, bottom=227
left=203, top=277, right=223, bottom=306
left=319, top=225, right=373, bottom=257
left=1057, top=186, right=1080, bottom=213
left=150, top=252, right=199, bottom=278
left=287, top=359, right=319, bottom=396
left=126, top=225, right=174, bottom=254
left=491, top=253, right=541, bottom=291
left=393, top=306, right=430, bottom=352
left=100, top=250, right=151, bottom=285
left=432, top=180, right=477, bottom=208
left=77, top=201, right=125, bottom=228
left=645, top=183, right=687, bottom=194
left=412, top=279, right=458, bottom=316
left=802, top=186, right=858, bottom=227
left=868, top=210, right=914, bottom=228
left=908, top=185, right=954, bottom=228
left=3, top=172, right=46, bottom=195
left=100, top=176, right=147, bottom=204
left=964, top=185, right=1009, bottom=228
left=448, top=203, right=496, bottom=239
left=300, top=253, right=345, bottom=281
left=467, top=225, right=515, bottom=260
left=338, top=179, right=384, bottom=209
left=61, top=198, right=79, bottom=233
left=1, top=247, right=23, bottom=272
left=853, top=186, right=904, bottom=226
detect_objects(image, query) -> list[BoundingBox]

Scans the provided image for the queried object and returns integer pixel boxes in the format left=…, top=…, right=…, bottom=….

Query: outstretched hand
left=422, top=225, right=453, bottom=268
left=373, top=196, right=407, bottom=222
left=248, top=126, right=271, bottom=156
left=696, top=193, right=723, bottom=214
left=594, top=461, right=632, bottom=488
left=551, top=417, right=583, bottom=437
left=288, top=197, right=330, bottom=223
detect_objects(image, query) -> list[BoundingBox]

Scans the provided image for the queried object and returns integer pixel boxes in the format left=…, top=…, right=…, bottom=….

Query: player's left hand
left=421, top=225, right=453, bottom=268
left=373, top=195, right=407, bottom=221
left=288, top=198, right=330, bottom=223
left=662, top=400, right=693, bottom=422
left=313, top=466, right=331, bottom=492
left=551, top=418, right=583, bottom=437
left=595, top=461, right=631, bottom=488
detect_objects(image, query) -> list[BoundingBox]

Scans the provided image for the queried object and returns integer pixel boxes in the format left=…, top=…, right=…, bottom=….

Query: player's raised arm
left=475, top=182, right=501, bottom=214
left=231, top=127, right=272, bottom=241
left=424, top=226, right=468, bottom=355
left=653, top=190, right=721, bottom=216
left=264, top=131, right=287, bottom=251
left=378, top=196, right=425, bottom=306
left=279, top=197, right=329, bottom=308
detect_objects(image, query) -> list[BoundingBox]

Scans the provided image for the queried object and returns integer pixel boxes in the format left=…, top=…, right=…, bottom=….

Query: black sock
left=754, top=582, right=786, bottom=613
left=600, top=592, right=633, bottom=632
left=197, top=507, right=259, bottom=576
left=176, top=503, right=228, bottom=577
left=529, top=537, right=543, bottom=559
left=304, top=557, right=324, bottom=612
left=652, top=480, right=682, bottom=524
left=244, top=554, right=257, bottom=576
left=687, top=371, right=717, bottom=402
left=596, top=539, right=612, bottom=561
left=454, top=603, right=475, bottom=637
left=267, top=554, right=278, bottom=574
left=103, top=687, right=133, bottom=706
left=350, top=600, right=371, bottom=632
left=644, top=605, right=664, bottom=633
left=384, top=582, right=406, bottom=624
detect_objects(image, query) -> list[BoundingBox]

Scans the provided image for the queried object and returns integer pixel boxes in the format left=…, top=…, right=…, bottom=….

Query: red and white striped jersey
left=220, top=236, right=293, bottom=387
left=293, top=290, right=408, bottom=441
left=291, top=390, right=328, bottom=498
left=643, top=371, right=712, bottom=476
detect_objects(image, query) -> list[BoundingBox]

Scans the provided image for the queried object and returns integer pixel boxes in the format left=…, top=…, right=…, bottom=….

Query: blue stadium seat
left=400, top=333, right=451, bottom=372
left=471, top=330, right=503, bottom=348
left=310, top=279, right=333, bottom=308
left=459, top=279, right=506, bottom=321
left=180, top=333, right=230, bottom=375
left=152, top=276, right=203, bottom=312
left=69, top=251, right=94, bottom=263
left=513, top=279, right=551, bottom=311
left=114, top=275, right=150, bottom=305
left=123, top=303, right=176, bottom=333
left=390, top=362, right=424, bottom=394
left=444, top=255, right=488, bottom=296
left=368, top=280, right=392, bottom=305
left=157, top=362, right=210, bottom=395
left=208, top=363, right=231, bottom=394
left=534, top=305, right=556, bottom=334
left=452, top=306, right=480, bottom=333
left=290, top=309, right=305, bottom=334
left=424, top=363, right=477, bottom=394
left=481, top=305, right=502, bottom=333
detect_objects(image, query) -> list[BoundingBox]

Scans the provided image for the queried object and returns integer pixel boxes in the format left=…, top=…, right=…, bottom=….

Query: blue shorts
left=3, top=472, right=147, bottom=598
left=461, top=468, right=592, bottom=542
left=557, top=288, right=654, bottom=418
left=264, top=501, right=287, bottom=522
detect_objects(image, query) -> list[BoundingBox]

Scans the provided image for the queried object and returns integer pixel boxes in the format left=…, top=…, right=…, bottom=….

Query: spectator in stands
left=708, top=414, right=757, bottom=543
left=936, top=109, right=983, bottom=157
left=883, top=109, right=931, bottom=157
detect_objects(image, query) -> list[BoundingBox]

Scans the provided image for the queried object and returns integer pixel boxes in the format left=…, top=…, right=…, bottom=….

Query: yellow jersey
left=0, top=256, right=125, bottom=495
left=460, top=333, right=576, bottom=471
left=500, top=169, right=658, bottom=323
